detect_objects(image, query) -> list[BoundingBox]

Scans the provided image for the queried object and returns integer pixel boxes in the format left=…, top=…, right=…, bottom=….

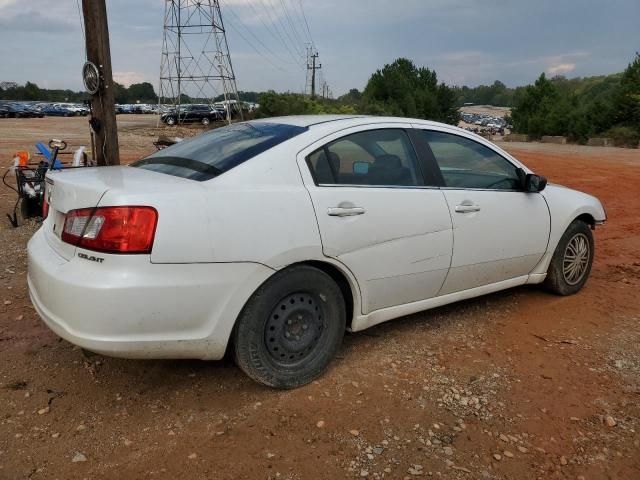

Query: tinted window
left=132, top=122, right=307, bottom=181
left=419, top=131, right=521, bottom=190
left=307, top=129, right=422, bottom=187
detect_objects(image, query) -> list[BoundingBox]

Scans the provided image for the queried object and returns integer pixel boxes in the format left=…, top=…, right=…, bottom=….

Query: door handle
left=455, top=204, right=481, bottom=213
left=327, top=207, right=366, bottom=217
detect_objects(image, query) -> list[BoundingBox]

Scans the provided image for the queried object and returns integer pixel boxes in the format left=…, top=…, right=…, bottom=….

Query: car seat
left=368, top=154, right=412, bottom=186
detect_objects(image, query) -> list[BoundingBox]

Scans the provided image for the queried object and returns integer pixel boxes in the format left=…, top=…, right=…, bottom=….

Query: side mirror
left=525, top=173, right=547, bottom=192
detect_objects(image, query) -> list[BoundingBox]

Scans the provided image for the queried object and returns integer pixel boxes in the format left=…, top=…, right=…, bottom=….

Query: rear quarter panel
left=199, top=141, right=325, bottom=267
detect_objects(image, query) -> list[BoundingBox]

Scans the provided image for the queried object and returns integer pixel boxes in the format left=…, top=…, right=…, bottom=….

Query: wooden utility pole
left=307, top=52, right=321, bottom=100
left=82, top=0, right=120, bottom=166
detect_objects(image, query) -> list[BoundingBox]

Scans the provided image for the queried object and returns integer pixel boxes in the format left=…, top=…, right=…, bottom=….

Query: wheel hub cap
left=265, top=293, right=325, bottom=364
left=562, top=233, right=590, bottom=286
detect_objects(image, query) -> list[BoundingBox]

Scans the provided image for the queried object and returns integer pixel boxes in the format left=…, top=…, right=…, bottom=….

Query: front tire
left=201, top=117, right=211, bottom=126
left=233, top=265, right=346, bottom=389
left=544, top=220, right=594, bottom=295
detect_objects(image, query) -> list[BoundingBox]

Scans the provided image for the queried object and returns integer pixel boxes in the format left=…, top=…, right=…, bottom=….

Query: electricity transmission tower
left=159, top=0, right=242, bottom=123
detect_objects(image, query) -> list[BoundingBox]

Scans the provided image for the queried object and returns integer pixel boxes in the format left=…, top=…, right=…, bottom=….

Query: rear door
left=413, top=128, right=550, bottom=294
left=298, top=124, right=453, bottom=314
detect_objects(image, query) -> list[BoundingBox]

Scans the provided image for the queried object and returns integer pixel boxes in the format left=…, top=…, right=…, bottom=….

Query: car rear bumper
left=27, top=228, right=274, bottom=360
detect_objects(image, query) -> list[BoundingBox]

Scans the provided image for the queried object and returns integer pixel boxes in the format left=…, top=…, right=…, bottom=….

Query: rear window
left=132, top=122, right=308, bottom=181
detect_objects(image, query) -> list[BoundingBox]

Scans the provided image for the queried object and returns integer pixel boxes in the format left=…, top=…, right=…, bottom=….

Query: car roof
left=253, top=114, right=454, bottom=130
left=255, top=115, right=366, bottom=127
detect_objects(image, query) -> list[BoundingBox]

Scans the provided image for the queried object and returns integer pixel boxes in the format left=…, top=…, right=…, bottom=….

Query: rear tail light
left=42, top=198, right=49, bottom=220
left=62, top=206, right=158, bottom=254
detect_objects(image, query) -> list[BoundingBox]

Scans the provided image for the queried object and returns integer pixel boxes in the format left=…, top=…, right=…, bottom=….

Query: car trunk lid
left=42, top=166, right=196, bottom=260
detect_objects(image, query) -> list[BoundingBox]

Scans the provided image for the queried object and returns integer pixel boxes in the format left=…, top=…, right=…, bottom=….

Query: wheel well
left=298, top=261, right=355, bottom=330
left=576, top=213, right=596, bottom=230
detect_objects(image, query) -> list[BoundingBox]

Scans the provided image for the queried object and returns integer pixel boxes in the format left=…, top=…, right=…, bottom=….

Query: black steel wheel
left=264, top=292, right=326, bottom=365
left=233, top=265, right=346, bottom=389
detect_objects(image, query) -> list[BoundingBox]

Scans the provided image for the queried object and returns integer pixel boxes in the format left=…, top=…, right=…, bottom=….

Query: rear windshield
left=132, top=122, right=308, bottom=181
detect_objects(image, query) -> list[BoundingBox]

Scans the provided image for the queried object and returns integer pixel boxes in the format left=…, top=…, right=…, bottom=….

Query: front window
left=418, top=130, right=521, bottom=190
left=132, top=122, right=308, bottom=181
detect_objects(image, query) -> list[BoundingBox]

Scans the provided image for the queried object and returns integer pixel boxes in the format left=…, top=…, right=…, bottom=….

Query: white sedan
left=28, top=115, right=606, bottom=388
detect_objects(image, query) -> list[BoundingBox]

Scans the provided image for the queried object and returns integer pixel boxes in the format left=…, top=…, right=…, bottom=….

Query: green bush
left=255, top=91, right=356, bottom=118
left=605, top=126, right=640, bottom=148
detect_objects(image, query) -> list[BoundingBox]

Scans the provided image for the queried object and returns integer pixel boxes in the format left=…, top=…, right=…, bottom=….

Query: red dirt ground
left=0, top=116, right=639, bottom=479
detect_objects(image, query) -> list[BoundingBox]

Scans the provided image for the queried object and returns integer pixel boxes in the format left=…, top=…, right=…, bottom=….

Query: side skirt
left=352, top=275, right=534, bottom=332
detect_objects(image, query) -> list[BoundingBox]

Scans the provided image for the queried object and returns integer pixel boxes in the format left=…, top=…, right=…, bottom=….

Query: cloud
left=113, top=72, right=147, bottom=87
left=0, top=0, right=637, bottom=94
left=547, top=63, right=577, bottom=75
left=0, top=11, right=74, bottom=32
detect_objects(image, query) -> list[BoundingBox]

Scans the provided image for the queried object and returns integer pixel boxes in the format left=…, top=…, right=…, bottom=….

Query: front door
left=414, top=128, right=550, bottom=294
left=298, top=125, right=453, bottom=314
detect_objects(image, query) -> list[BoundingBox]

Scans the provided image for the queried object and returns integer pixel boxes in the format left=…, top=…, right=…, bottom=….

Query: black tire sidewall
left=233, top=266, right=346, bottom=389
left=545, top=220, right=594, bottom=295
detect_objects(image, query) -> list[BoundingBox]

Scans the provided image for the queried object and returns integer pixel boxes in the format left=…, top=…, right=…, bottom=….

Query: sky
left=0, top=0, right=638, bottom=97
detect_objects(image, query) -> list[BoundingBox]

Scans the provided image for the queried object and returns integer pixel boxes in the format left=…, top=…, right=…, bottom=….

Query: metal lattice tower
left=159, top=0, right=242, bottom=123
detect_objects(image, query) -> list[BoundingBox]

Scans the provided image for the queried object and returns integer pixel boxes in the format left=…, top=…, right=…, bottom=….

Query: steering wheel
left=48, top=139, right=67, bottom=151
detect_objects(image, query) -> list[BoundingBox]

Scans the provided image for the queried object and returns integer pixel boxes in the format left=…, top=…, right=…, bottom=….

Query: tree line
left=0, top=80, right=263, bottom=106
left=0, top=81, right=159, bottom=104
left=258, top=58, right=460, bottom=125
left=2, top=53, right=638, bottom=146
left=509, top=54, right=639, bottom=146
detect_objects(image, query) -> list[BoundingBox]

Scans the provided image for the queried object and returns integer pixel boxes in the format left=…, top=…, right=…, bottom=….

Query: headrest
left=373, top=154, right=402, bottom=169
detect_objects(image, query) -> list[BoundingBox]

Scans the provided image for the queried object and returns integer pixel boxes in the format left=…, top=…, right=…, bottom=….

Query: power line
left=235, top=0, right=304, bottom=66
left=254, top=0, right=305, bottom=62
left=225, top=5, right=297, bottom=70
left=278, top=0, right=306, bottom=48
left=296, top=0, right=315, bottom=47
left=225, top=16, right=292, bottom=73
left=262, top=0, right=305, bottom=58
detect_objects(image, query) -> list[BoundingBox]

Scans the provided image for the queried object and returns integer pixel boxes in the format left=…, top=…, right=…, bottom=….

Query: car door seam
left=294, top=152, right=365, bottom=315
left=435, top=190, right=456, bottom=297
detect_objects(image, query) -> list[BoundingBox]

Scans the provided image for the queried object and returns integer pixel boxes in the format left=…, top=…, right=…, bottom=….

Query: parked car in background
left=4, top=103, right=37, bottom=118
left=160, top=104, right=222, bottom=125
left=28, top=115, right=606, bottom=389
left=0, top=104, right=10, bottom=118
left=22, top=104, right=45, bottom=118
left=54, top=103, right=88, bottom=116
left=140, top=104, right=156, bottom=114
left=41, top=104, right=75, bottom=117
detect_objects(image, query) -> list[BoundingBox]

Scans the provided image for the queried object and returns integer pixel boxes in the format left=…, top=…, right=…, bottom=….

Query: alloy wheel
left=562, top=233, right=590, bottom=285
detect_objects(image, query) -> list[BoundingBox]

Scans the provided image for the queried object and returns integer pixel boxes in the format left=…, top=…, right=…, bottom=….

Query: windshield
left=132, top=122, right=308, bottom=181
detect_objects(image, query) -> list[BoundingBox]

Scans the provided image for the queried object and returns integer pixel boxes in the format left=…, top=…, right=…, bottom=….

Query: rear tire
left=165, top=116, right=176, bottom=126
left=544, top=220, right=594, bottom=295
left=233, top=265, right=346, bottom=389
